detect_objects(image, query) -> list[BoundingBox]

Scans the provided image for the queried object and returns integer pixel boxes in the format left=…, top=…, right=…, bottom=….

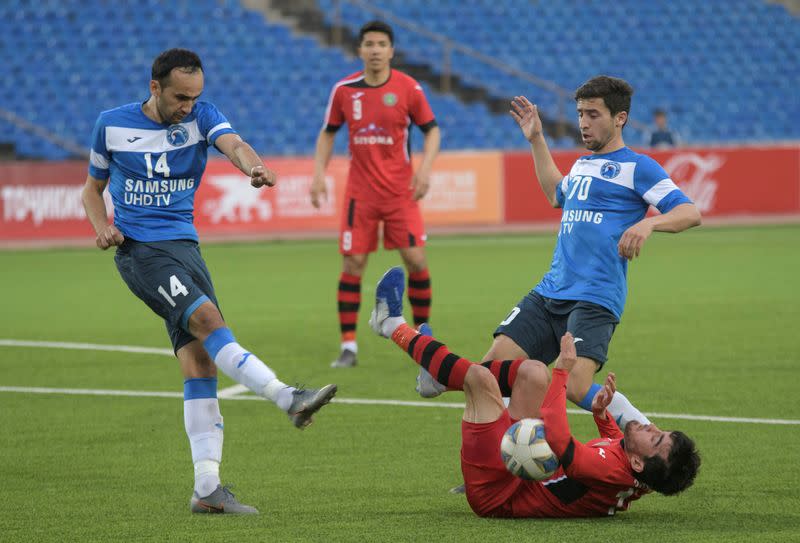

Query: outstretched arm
left=509, top=96, right=563, bottom=207
left=618, top=202, right=701, bottom=260
left=214, top=133, right=276, bottom=189
left=591, top=373, right=624, bottom=440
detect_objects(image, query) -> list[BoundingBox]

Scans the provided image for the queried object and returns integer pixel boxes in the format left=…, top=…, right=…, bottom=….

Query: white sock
left=184, top=397, right=223, bottom=497
left=341, top=340, right=357, bottom=353
left=608, top=391, right=651, bottom=429
left=263, top=379, right=295, bottom=411
left=382, top=316, right=406, bottom=337
left=213, top=342, right=294, bottom=406
left=194, top=460, right=220, bottom=498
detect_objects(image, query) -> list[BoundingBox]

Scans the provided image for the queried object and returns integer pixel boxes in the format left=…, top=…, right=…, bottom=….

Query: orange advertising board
left=416, top=151, right=503, bottom=225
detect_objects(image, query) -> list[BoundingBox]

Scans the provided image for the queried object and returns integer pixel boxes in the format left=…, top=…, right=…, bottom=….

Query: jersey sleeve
left=196, top=102, right=237, bottom=148
left=554, top=175, right=569, bottom=208
left=594, top=411, right=624, bottom=440
left=323, top=84, right=345, bottom=132
left=633, top=155, right=692, bottom=214
left=88, top=114, right=110, bottom=180
left=408, top=80, right=436, bottom=130
left=540, top=369, right=635, bottom=486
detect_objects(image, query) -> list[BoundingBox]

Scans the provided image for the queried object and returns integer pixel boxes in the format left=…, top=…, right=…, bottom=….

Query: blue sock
left=577, top=383, right=602, bottom=411
left=203, top=327, right=236, bottom=360
left=184, top=377, right=218, bottom=400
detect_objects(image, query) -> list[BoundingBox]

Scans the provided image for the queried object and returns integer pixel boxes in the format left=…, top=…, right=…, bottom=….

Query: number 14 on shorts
left=158, top=275, right=189, bottom=307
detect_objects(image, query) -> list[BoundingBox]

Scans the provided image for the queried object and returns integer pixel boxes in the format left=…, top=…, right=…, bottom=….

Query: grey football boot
left=190, top=485, right=259, bottom=515
left=414, top=323, right=447, bottom=398
left=330, top=349, right=357, bottom=368
left=288, top=384, right=338, bottom=429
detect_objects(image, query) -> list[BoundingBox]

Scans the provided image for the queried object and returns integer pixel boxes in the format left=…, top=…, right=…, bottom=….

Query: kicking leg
left=188, top=302, right=336, bottom=429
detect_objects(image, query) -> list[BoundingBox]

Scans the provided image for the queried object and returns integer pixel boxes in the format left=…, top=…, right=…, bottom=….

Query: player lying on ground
left=369, top=267, right=700, bottom=517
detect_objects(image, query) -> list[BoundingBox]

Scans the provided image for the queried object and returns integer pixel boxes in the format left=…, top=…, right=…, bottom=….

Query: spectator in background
left=649, top=109, right=681, bottom=148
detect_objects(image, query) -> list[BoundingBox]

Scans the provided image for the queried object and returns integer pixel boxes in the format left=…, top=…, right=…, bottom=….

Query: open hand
left=310, top=174, right=328, bottom=208
left=591, top=372, right=617, bottom=419
left=411, top=169, right=431, bottom=200
left=555, top=332, right=578, bottom=372
left=509, top=96, right=543, bottom=142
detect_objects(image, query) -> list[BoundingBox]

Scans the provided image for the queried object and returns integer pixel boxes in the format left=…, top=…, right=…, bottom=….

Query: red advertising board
left=0, top=145, right=797, bottom=244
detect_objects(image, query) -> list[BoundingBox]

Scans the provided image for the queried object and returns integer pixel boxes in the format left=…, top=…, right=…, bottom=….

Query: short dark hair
left=574, top=75, right=634, bottom=120
left=636, top=431, right=701, bottom=496
left=151, top=48, right=203, bottom=87
left=358, top=20, right=394, bottom=45
left=653, top=108, right=667, bottom=117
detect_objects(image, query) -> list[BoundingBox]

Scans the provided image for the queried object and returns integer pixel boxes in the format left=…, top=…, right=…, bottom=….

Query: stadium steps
left=260, top=0, right=579, bottom=142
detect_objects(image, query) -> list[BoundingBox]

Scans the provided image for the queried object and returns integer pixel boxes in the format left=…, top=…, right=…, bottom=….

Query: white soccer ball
left=500, top=418, right=559, bottom=481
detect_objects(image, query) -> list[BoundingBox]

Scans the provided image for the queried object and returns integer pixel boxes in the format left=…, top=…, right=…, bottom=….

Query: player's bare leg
left=482, top=334, right=529, bottom=363
left=334, top=253, right=369, bottom=368
left=461, top=365, right=505, bottom=424
left=506, top=360, right=550, bottom=421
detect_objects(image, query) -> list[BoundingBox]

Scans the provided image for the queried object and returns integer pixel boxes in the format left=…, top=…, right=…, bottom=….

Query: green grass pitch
left=1, top=224, right=799, bottom=542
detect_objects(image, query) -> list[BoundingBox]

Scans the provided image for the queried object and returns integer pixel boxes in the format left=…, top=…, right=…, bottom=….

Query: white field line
left=0, top=385, right=798, bottom=426
left=2, top=339, right=799, bottom=426
left=0, top=339, right=174, bottom=356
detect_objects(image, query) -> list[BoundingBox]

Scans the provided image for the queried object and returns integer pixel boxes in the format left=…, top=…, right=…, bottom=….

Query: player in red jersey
left=312, top=20, right=441, bottom=368
left=370, top=267, right=700, bottom=518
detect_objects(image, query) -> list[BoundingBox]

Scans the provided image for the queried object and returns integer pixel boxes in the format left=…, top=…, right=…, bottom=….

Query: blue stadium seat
left=2, top=0, right=798, bottom=159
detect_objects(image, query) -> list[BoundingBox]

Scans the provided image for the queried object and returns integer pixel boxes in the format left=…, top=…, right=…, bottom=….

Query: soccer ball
left=500, top=418, right=559, bottom=481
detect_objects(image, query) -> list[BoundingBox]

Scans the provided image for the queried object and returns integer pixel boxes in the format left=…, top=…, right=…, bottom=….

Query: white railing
left=0, top=108, right=88, bottom=159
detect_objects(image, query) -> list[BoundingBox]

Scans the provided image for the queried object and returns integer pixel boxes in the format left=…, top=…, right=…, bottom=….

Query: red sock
left=338, top=273, right=361, bottom=342
left=391, top=324, right=471, bottom=391
left=407, top=269, right=431, bottom=326
left=480, top=359, right=525, bottom=397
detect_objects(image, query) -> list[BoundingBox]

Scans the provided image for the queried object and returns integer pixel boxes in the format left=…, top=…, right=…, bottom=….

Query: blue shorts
left=114, top=239, right=220, bottom=352
left=493, top=291, right=619, bottom=369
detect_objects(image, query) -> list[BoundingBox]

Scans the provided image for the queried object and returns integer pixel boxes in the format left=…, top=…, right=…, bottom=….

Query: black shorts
left=493, top=291, right=619, bottom=369
left=114, top=239, right=220, bottom=352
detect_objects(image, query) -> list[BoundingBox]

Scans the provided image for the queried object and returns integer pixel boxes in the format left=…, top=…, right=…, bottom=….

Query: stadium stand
left=0, top=0, right=797, bottom=159
left=317, top=0, right=800, bottom=145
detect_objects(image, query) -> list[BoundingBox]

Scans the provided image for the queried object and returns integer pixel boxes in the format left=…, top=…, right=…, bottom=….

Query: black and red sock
left=337, top=272, right=361, bottom=343
left=407, top=269, right=431, bottom=326
left=391, top=324, right=471, bottom=390
left=480, top=359, right=525, bottom=397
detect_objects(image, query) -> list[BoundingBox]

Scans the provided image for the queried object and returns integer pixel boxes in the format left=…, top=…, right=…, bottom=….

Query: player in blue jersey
left=81, top=48, right=337, bottom=515
left=420, top=77, right=701, bottom=493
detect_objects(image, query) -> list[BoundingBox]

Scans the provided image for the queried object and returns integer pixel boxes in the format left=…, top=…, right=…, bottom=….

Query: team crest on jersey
left=600, top=161, right=621, bottom=179
left=382, top=92, right=398, bottom=106
left=166, top=124, right=189, bottom=147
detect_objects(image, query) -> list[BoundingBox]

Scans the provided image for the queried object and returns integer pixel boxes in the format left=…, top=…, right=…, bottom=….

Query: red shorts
left=461, top=410, right=560, bottom=518
left=339, top=196, right=426, bottom=255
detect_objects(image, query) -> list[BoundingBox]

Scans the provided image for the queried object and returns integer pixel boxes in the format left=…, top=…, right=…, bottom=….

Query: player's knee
left=186, top=302, right=225, bottom=338
left=342, top=255, right=367, bottom=276
left=516, top=360, right=549, bottom=389
left=463, top=365, right=501, bottom=397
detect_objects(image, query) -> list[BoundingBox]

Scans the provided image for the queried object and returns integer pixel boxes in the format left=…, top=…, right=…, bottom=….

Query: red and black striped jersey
left=525, top=369, right=651, bottom=517
left=323, top=69, right=436, bottom=200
